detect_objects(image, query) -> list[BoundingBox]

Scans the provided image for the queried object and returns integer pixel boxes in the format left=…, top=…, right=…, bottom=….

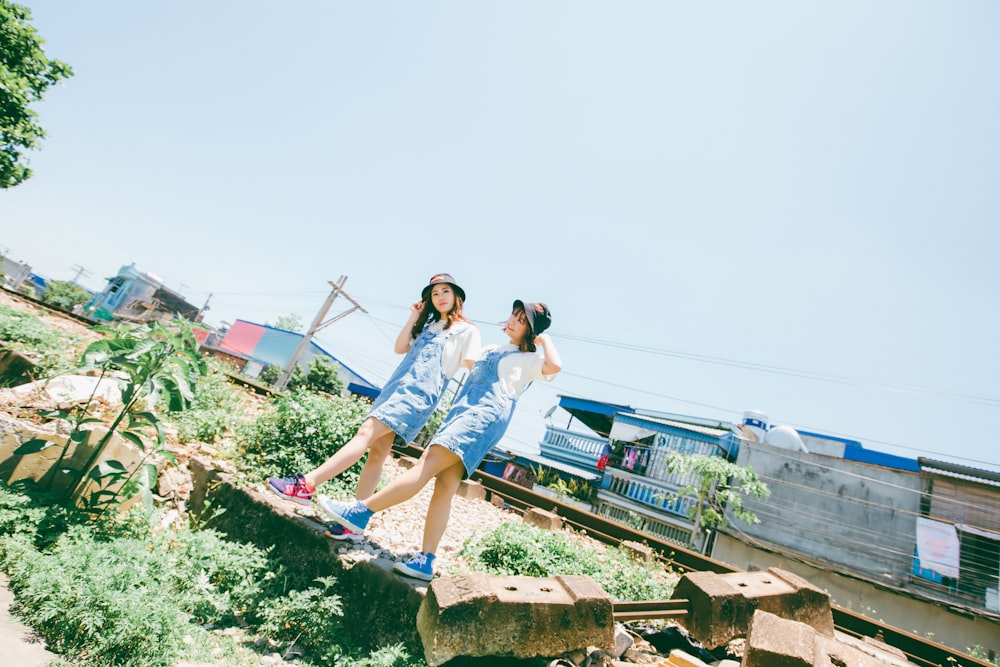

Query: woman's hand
left=408, top=300, right=425, bottom=321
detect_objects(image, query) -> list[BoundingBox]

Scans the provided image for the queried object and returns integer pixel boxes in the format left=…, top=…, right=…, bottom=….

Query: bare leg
left=353, top=428, right=395, bottom=498
left=421, top=462, right=464, bottom=554
left=304, top=417, right=394, bottom=489
left=363, top=445, right=463, bottom=513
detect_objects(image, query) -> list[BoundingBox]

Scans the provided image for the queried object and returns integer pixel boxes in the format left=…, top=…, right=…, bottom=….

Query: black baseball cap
left=513, top=300, right=552, bottom=335
left=421, top=273, right=466, bottom=302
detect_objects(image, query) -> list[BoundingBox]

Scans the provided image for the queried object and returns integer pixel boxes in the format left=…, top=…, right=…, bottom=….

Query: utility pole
left=70, top=264, right=91, bottom=285
left=196, top=293, right=212, bottom=322
left=273, top=276, right=367, bottom=391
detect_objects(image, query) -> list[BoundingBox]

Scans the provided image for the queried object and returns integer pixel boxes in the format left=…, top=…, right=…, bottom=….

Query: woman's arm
left=534, top=333, right=562, bottom=376
left=395, top=301, right=424, bottom=354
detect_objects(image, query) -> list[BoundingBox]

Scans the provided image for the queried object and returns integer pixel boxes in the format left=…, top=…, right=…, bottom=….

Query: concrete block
left=671, top=567, right=833, bottom=650
left=621, top=539, right=654, bottom=563
left=524, top=507, right=563, bottom=531
left=455, top=479, right=486, bottom=500
left=816, top=633, right=916, bottom=667
left=667, top=648, right=711, bottom=666
left=744, top=610, right=815, bottom=667
left=417, top=572, right=614, bottom=666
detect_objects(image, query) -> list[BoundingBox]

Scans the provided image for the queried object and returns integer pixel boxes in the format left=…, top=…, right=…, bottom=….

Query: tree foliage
left=663, top=451, right=770, bottom=550
left=0, top=0, right=73, bottom=188
left=39, top=279, right=90, bottom=311
left=270, top=313, right=303, bottom=332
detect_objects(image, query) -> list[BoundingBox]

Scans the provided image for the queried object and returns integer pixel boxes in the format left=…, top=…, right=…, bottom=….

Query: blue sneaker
left=393, top=552, right=436, bottom=581
left=318, top=495, right=372, bottom=534
left=324, top=523, right=362, bottom=543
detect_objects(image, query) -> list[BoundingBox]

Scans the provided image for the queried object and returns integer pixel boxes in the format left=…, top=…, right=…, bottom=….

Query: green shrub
left=256, top=575, right=345, bottom=663
left=287, top=356, right=346, bottom=395
left=39, top=280, right=91, bottom=312
left=1, top=527, right=192, bottom=667
left=167, top=361, right=245, bottom=444
left=238, top=391, right=370, bottom=491
left=0, top=483, right=274, bottom=667
left=458, top=522, right=677, bottom=601
left=0, top=303, right=82, bottom=381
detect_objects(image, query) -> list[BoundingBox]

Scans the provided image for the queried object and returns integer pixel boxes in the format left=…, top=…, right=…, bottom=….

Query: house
left=535, top=395, right=1000, bottom=657
left=207, top=319, right=380, bottom=399
left=87, top=263, right=200, bottom=323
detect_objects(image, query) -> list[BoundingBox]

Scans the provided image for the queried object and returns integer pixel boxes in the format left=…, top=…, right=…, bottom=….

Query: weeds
left=0, top=303, right=83, bottom=382
left=458, top=522, right=678, bottom=601
left=238, top=390, right=370, bottom=496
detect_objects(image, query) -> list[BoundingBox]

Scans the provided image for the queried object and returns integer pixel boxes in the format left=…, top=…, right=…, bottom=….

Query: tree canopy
left=1, top=0, right=73, bottom=188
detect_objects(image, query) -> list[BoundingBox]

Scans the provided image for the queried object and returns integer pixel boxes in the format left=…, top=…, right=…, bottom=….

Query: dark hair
left=411, top=292, right=467, bottom=339
left=512, top=304, right=536, bottom=353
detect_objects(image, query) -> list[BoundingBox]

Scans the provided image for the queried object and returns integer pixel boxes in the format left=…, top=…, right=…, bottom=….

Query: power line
left=554, top=332, right=1000, bottom=408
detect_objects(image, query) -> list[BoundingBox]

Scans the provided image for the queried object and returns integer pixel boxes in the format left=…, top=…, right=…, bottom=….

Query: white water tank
left=764, top=424, right=808, bottom=452
left=741, top=410, right=769, bottom=441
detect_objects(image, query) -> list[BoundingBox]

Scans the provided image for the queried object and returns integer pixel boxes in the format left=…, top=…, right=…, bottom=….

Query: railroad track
left=5, top=286, right=990, bottom=665
left=441, top=449, right=993, bottom=667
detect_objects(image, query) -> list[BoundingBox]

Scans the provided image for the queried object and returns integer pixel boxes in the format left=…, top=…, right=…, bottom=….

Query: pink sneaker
left=325, top=523, right=362, bottom=542
left=266, top=474, right=314, bottom=506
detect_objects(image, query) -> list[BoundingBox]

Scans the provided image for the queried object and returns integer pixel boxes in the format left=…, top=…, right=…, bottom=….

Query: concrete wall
left=713, top=534, right=1000, bottom=659
left=726, top=440, right=922, bottom=583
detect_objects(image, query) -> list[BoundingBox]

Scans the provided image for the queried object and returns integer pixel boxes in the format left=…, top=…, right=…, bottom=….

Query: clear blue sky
left=3, top=2, right=998, bottom=473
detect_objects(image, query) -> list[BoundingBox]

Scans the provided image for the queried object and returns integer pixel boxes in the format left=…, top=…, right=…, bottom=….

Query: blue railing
left=602, top=468, right=696, bottom=519
left=540, top=426, right=606, bottom=470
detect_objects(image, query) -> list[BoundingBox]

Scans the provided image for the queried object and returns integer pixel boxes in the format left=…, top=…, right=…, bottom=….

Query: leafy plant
left=13, top=319, right=207, bottom=516
left=287, top=355, right=345, bottom=395
left=531, top=464, right=595, bottom=504
left=239, top=391, right=369, bottom=486
left=256, top=575, right=345, bottom=663
left=39, top=280, right=91, bottom=312
left=257, top=363, right=282, bottom=385
left=0, top=511, right=272, bottom=667
left=0, top=303, right=83, bottom=382
left=458, top=522, right=677, bottom=601
left=166, top=359, right=245, bottom=444
left=662, top=451, right=770, bottom=551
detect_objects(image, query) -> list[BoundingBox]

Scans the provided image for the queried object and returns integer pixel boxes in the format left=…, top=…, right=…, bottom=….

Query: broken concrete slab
left=671, top=567, right=834, bottom=650
left=417, top=572, right=614, bottom=666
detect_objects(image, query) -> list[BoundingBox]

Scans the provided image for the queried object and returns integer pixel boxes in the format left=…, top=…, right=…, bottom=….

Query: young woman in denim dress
left=266, top=273, right=480, bottom=540
left=319, top=300, right=562, bottom=580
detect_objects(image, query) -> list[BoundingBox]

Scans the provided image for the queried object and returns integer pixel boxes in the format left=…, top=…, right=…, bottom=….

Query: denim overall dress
left=432, top=348, right=524, bottom=477
left=368, top=323, right=463, bottom=443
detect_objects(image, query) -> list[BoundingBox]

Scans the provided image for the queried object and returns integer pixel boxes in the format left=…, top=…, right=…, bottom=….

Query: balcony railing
left=540, top=426, right=606, bottom=471
left=602, top=468, right=696, bottom=520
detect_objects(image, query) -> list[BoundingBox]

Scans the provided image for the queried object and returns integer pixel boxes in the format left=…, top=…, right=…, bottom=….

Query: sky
left=3, top=2, right=998, bottom=474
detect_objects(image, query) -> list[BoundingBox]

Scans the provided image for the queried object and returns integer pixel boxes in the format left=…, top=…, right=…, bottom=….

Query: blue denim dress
left=431, top=348, right=523, bottom=477
left=368, top=324, right=461, bottom=443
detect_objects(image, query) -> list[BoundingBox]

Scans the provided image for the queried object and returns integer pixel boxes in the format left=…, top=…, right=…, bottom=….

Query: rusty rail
left=612, top=599, right=689, bottom=622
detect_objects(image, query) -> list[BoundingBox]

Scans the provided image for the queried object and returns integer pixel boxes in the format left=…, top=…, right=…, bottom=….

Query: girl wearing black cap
left=319, top=300, right=562, bottom=580
left=267, top=274, right=480, bottom=541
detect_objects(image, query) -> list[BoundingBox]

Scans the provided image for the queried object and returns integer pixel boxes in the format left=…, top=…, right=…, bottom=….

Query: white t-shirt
left=419, top=320, right=481, bottom=379
left=483, top=343, right=558, bottom=398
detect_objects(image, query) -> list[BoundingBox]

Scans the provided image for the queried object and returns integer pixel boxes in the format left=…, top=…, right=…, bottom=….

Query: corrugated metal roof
left=920, top=460, right=1000, bottom=488
left=615, top=411, right=729, bottom=438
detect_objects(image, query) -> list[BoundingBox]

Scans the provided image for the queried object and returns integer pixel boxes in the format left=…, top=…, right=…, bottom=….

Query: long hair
left=512, top=304, right=537, bottom=353
left=410, top=293, right=467, bottom=339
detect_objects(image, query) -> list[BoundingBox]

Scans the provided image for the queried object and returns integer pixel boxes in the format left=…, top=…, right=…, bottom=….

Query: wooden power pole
left=273, top=276, right=367, bottom=391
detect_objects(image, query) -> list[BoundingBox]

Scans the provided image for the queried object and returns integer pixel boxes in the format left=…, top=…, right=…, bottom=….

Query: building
left=87, top=263, right=200, bottom=323
left=535, top=396, right=1000, bottom=656
left=208, top=319, right=380, bottom=399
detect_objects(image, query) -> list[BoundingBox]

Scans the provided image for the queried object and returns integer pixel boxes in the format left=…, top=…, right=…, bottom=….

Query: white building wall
left=723, top=440, right=922, bottom=583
